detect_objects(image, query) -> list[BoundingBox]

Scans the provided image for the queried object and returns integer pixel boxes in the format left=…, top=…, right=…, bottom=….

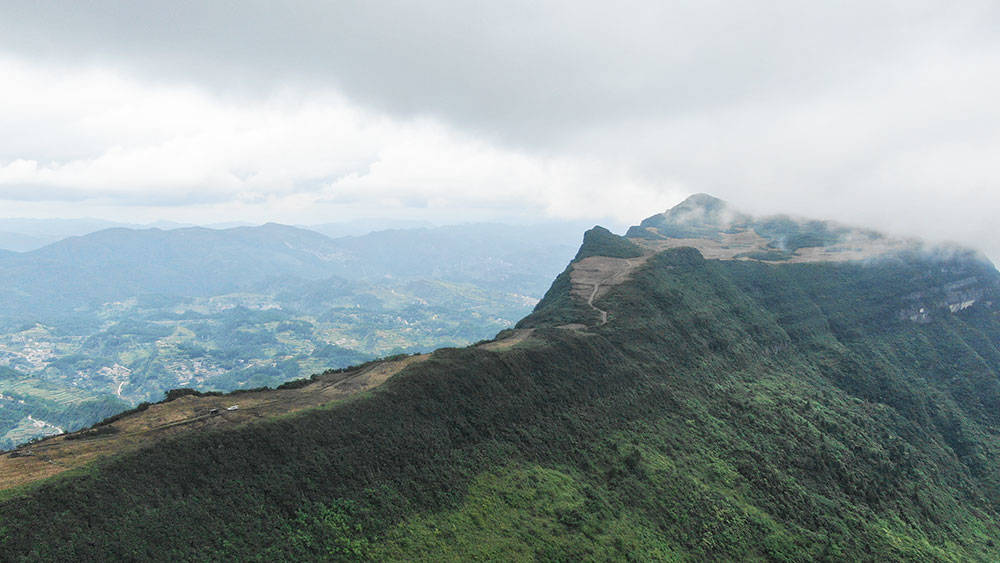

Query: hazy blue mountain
left=0, top=231, right=58, bottom=252
left=0, top=221, right=586, bottom=323
left=324, top=222, right=594, bottom=294
left=0, top=218, right=203, bottom=252
left=0, top=218, right=127, bottom=237
left=0, top=218, right=130, bottom=252
left=0, top=224, right=336, bottom=320
left=305, top=218, right=436, bottom=239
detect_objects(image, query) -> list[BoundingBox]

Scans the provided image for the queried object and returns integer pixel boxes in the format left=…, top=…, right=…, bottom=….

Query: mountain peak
left=674, top=192, right=728, bottom=210
left=623, top=193, right=971, bottom=265
left=627, top=193, right=750, bottom=241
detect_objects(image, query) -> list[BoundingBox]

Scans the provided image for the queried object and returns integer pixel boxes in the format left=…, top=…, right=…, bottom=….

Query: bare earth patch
left=477, top=329, right=535, bottom=352
left=570, top=255, right=651, bottom=325
left=633, top=228, right=918, bottom=263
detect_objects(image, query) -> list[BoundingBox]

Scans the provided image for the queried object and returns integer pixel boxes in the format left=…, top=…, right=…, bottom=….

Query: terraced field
left=0, top=379, right=100, bottom=406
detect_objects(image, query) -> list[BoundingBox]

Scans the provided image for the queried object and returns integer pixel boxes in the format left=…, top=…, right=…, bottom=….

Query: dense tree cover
left=2, top=243, right=1000, bottom=560
left=572, top=226, right=644, bottom=261
left=514, top=267, right=593, bottom=328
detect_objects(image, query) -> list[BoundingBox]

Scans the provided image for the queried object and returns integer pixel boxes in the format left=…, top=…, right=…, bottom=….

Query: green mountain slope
left=2, top=199, right=1000, bottom=561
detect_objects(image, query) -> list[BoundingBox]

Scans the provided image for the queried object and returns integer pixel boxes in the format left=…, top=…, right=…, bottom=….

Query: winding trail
left=587, top=283, right=609, bottom=325
left=583, top=257, right=639, bottom=326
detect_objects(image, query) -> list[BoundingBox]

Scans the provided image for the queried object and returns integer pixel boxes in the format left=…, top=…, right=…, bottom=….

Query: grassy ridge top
left=573, top=226, right=644, bottom=261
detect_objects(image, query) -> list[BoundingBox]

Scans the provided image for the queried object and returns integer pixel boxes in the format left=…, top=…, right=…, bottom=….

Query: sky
left=1, top=1, right=999, bottom=257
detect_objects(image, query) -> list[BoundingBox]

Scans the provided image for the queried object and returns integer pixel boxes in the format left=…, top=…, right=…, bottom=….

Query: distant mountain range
left=0, top=216, right=574, bottom=252
left=0, top=218, right=199, bottom=251
left=0, top=221, right=590, bottom=324
left=303, top=218, right=435, bottom=239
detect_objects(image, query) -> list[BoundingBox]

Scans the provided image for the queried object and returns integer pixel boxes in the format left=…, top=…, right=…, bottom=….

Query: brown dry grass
left=569, top=255, right=650, bottom=301
left=567, top=255, right=651, bottom=325
left=633, top=229, right=916, bottom=263
left=476, top=329, right=535, bottom=351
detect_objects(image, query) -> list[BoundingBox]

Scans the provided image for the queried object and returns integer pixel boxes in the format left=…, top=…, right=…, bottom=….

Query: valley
left=0, top=279, right=535, bottom=449
left=0, top=222, right=585, bottom=448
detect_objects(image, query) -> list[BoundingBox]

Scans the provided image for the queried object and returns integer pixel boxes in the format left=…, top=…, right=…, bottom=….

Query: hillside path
left=587, top=283, right=608, bottom=325
left=577, top=257, right=642, bottom=326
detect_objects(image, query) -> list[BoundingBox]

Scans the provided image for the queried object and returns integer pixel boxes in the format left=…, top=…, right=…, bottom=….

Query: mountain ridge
left=2, top=196, right=1000, bottom=560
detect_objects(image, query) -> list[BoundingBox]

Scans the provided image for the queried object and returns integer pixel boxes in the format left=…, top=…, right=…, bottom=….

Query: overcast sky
left=1, top=1, right=999, bottom=256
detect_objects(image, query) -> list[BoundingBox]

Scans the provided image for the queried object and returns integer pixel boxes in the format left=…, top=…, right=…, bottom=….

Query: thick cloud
left=0, top=58, right=677, bottom=224
left=1, top=1, right=1000, bottom=258
left=7, top=1, right=997, bottom=143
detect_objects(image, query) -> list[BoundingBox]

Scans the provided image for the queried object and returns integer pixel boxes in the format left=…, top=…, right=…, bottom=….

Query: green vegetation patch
left=2, top=248, right=1000, bottom=560
left=573, top=226, right=644, bottom=261
left=373, top=463, right=683, bottom=561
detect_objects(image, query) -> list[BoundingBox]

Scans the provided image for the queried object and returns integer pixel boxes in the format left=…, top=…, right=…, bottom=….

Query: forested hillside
left=2, top=213, right=999, bottom=560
